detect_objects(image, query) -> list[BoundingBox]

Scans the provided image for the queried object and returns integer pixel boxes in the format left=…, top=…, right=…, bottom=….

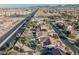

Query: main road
left=50, top=22, right=79, bottom=55
left=0, top=8, right=38, bottom=50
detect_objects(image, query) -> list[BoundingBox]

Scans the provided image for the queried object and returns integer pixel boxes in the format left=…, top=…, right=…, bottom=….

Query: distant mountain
left=29, top=5, right=64, bottom=8
left=63, top=4, right=79, bottom=8
left=30, top=4, right=79, bottom=8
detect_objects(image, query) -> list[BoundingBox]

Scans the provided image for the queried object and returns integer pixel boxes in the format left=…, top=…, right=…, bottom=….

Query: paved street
left=50, top=22, right=79, bottom=55
left=0, top=9, right=38, bottom=50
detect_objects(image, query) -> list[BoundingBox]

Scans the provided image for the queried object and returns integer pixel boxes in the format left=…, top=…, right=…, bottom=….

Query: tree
left=53, top=34, right=58, bottom=39
left=14, top=46, right=19, bottom=51
left=48, top=16, right=54, bottom=19
left=28, top=40, right=38, bottom=50
left=43, top=19, right=48, bottom=24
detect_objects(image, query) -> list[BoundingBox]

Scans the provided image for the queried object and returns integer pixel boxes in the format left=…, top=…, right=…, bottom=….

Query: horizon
left=0, top=4, right=63, bottom=8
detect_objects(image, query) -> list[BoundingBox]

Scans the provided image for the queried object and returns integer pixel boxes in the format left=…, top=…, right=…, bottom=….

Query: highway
left=0, top=8, right=38, bottom=50
left=50, top=22, right=79, bottom=55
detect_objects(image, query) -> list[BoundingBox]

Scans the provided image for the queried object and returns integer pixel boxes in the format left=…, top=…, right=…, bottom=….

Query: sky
left=0, top=4, right=59, bottom=8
